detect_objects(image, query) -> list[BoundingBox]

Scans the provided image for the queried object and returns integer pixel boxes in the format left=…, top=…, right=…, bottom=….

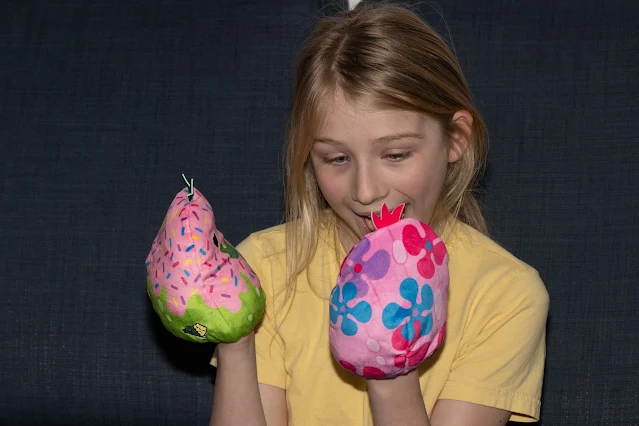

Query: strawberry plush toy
left=145, top=175, right=265, bottom=343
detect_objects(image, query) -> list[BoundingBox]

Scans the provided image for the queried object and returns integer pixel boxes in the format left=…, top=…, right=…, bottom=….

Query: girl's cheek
left=317, top=175, right=343, bottom=202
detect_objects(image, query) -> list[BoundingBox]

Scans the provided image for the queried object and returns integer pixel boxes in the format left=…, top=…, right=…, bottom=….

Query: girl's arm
left=210, top=331, right=288, bottom=426
left=367, top=370, right=511, bottom=426
left=367, top=370, right=430, bottom=426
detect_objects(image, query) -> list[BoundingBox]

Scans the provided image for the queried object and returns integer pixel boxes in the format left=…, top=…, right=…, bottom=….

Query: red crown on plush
left=371, top=203, right=405, bottom=230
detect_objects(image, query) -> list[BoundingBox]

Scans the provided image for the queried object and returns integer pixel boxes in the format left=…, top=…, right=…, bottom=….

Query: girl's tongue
left=359, top=215, right=375, bottom=233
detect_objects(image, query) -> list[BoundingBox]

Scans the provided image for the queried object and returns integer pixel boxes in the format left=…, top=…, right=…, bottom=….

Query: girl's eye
left=325, top=155, right=349, bottom=164
left=385, top=152, right=412, bottom=161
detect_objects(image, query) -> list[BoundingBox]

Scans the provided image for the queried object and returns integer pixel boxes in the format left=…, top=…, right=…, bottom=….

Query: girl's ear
left=447, top=110, right=474, bottom=163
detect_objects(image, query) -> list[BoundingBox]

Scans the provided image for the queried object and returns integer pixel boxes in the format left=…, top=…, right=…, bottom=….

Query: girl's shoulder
left=236, top=212, right=338, bottom=262
left=446, top=221, right=549, bottom=305
left=236, top=223, right=289, bottom=261
left=447, top=221, right=527, bottom=266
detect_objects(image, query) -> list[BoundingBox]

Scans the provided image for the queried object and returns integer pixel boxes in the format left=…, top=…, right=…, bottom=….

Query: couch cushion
left=0, top=1, right=343, bottom=424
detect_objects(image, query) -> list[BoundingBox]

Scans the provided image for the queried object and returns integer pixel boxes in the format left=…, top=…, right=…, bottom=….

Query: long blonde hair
left=280, top=2, right=489, bottom=315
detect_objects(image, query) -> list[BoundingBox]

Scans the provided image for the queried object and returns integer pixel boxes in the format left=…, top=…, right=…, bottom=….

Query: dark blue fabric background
left=1, top=0, right=637, bottom=424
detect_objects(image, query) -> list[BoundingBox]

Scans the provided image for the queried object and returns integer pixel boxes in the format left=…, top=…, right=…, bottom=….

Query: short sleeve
left=440, top=267, right=550, bottom=422
left=209, top=233, right=288, bottom=389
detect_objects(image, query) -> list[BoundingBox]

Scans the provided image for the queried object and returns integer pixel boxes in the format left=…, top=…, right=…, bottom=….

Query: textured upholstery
left=1, top=0, right=637, bottom=424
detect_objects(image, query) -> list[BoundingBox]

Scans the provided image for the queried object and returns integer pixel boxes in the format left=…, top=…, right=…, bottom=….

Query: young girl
left=209, top=3, right=549, bottom=425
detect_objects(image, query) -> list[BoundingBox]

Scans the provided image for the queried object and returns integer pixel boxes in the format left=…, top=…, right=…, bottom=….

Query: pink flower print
left=391, top=320, right=432, bottom=369
left=339, top=360, right=357, bottom=375
left=402, top=223, right=447, bottom=279
left=339, top=237, right=390, bottom=297
left=338, top=360, right=387, bottom=378
left=362, top=366, right=386, bottom=378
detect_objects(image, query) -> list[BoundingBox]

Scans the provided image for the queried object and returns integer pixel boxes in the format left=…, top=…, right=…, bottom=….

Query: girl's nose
left=352, top=164, right=386, bottom=206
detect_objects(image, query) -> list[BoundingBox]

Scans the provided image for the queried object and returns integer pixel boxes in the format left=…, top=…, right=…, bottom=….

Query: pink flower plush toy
left=145, top=176, right=265, bottom=343
left=329, top=203, right=449, bottom=378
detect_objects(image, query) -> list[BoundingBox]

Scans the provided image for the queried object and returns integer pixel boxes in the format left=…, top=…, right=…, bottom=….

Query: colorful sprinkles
left=146, top=182, right=264, bottom=343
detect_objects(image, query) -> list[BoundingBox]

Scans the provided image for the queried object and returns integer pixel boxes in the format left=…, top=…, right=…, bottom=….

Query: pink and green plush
left=145, top=181, right=265, bottom=343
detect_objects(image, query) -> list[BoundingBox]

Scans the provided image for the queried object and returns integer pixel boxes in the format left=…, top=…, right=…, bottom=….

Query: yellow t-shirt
left=211, top=219, right=549, bottom=425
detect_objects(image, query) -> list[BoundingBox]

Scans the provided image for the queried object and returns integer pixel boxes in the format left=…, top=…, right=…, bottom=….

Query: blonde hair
left=280, top=2, right=489, bottom=317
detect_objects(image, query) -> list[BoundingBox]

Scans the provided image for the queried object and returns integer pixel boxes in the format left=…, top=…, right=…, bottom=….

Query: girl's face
left=310, top=95, right=465, bottom=249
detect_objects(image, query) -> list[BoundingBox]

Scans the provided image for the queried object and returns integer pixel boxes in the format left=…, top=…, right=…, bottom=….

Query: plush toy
left=329, top=203, right=449, bottom=378
left=145, top=175, right=265, bottom=343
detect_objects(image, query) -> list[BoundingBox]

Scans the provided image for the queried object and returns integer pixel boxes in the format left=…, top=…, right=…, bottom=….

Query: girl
left=210, top=3, right=549, bottom=425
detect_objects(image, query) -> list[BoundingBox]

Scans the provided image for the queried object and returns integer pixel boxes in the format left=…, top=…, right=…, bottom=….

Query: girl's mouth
left=358, top=216, right=375, bottom=233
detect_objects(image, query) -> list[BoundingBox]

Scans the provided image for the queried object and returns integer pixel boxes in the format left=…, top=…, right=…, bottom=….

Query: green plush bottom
left=147, top=272, right=265, bottom=343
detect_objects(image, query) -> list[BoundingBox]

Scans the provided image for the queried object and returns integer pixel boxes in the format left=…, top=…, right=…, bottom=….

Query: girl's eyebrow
left=314, top=132, right=423, bottom=146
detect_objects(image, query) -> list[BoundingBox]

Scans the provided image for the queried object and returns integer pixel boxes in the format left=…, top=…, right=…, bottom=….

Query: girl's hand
left=216, top=330, right=256, bottom=356
left=366, top=369, right=421, bottom=397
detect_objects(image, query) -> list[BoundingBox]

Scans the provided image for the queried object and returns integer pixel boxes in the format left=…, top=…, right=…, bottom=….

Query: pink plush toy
left=146, top=176, right=265, bottom=343
left=329, top=203, right=449, bottom=378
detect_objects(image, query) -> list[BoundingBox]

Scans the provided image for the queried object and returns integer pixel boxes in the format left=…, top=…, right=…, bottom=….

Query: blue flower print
left=330, top=282, right=372, bottom=336
left=339, top=237, right=391, bottom=298
left=382, top=278, right=434, bottom=342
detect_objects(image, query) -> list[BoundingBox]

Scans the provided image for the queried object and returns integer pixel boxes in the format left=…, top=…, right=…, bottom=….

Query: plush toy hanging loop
left=181, top=173, right=195, bottom=201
